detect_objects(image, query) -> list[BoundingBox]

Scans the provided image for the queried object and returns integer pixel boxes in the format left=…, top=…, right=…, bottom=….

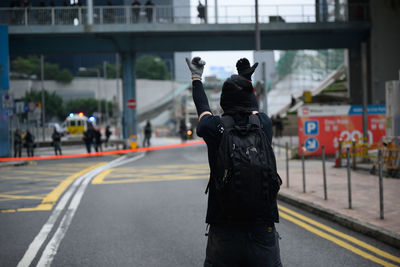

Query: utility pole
left=115, top=53, right=121, bottom=138
left=204, top=0, right=208, bottom=24
left=40, top=54, right=45, bottom=142
left=255, top=0, right=260, bottom=51
left=361, top=42, right=368, bottom=157
left=262, top=62, right=268, bottom=114
left=103, top=61, right=109, bottom=125
left=87, top=0, right=93, bottom=26
left=214, top=0, right=218, bottom=24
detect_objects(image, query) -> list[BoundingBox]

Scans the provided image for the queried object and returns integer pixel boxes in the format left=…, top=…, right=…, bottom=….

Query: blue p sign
left=304, top=120, right=319, bottom=135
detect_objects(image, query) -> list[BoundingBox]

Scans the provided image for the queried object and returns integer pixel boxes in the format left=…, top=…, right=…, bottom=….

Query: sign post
left=127, top=99, right=136, bottom=109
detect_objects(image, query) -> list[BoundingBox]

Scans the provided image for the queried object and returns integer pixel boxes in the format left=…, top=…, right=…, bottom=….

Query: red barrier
left=0, top=140, right=205, bottom=162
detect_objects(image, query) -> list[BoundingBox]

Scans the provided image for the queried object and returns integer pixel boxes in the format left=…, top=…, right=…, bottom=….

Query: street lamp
left=79, top=67, right=101, bottom=124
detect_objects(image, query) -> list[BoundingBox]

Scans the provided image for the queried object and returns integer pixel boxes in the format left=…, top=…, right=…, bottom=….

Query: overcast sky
left=189, top=0, right=315, bottom=77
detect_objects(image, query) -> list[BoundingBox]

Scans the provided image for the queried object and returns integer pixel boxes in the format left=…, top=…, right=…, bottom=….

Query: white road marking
left=36, top=153, right=145, bottom=267
left=17, top=153, right=145, bottom=267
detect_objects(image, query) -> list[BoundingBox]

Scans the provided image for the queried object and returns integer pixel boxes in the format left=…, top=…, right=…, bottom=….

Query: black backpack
left=215, top=114, right=282, bottom=222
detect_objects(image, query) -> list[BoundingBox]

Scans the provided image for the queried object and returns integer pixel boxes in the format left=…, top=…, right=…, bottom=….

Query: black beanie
left=236, top=58, right=258, bottom=81
left=220, top=75, right=257, bottom=114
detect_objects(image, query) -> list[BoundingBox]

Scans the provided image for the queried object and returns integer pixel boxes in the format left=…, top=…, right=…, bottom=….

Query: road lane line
left=0, top=194, right=43, bottom=200
left=16, top=163, right=106, bottom=267
left=278, top=205, right=400, bottom=264
left=35, top=153, right=145, bottom=267
left=279, top=211, right=397, bottom=267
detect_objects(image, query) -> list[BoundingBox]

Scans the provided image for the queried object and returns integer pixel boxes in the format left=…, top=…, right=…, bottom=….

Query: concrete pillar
left=121, top=52, right=137, bottom=139
left=347, top=46, right=363, bottom=104
left=87, top=0, right=93, bottom=26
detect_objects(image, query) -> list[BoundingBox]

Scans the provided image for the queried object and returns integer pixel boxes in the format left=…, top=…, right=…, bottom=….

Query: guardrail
left=0, top=3, right=369, bottom=26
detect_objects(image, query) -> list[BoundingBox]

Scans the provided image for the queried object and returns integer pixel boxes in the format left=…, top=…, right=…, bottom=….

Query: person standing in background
left=14, top=129, right=22, bottom=158
left=24, top=130, right=35, bottom=157
left=52, top=127, right=63, bottom=156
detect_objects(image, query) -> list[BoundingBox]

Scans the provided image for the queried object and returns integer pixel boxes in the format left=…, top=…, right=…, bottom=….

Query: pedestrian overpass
left=1, top=3, right=371, bottom=138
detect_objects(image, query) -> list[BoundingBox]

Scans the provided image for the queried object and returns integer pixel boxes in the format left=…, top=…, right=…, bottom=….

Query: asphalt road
left=1, top=144, right=399, bottom=267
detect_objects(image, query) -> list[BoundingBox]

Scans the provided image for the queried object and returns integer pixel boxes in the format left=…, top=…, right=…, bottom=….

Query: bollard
left=378, top=149, right=384, bottom=219
left=346, top=147, right=352, bottom=209
left=322, top=145, right=327, bottom=200
left=352, top=140, right=357, bottom=170
left=285, top=142, right=289, bottom=188
left=302, top=144, right=306, bottom=193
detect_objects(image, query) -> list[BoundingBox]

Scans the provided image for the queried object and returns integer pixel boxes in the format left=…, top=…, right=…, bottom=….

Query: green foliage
left=135, top=55, right=170, bottom=80
left=276, top=51, right=297, bottom=78
left=11, top=55, right=73, bottom=83
left=23, top=90, right=65, bottom=121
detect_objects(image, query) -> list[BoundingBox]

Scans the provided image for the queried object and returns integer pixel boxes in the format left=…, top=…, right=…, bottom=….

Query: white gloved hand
left=185, top=57, right=206, bottom=79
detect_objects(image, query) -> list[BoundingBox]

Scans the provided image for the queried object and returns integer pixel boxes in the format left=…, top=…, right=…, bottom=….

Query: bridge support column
left=121, top=52, right=137, bottom=140
left=347, top=46, right=363, bottom=105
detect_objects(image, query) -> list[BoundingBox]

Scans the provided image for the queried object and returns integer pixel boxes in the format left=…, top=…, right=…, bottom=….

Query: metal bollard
left=322, top=145, right=327, bottom=200
left=378, top=149, right=384, bottom=219
left=346, top=147, right=352, bottom=209
left=302, top=144, right=306, bottom=193
left=285, top=142, right=289, bottom=188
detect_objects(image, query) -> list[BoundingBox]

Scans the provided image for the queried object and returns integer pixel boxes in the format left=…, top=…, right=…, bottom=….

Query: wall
left=370, top=0, right=400, bottom=104
left=9, top=78, right=181, bottom=115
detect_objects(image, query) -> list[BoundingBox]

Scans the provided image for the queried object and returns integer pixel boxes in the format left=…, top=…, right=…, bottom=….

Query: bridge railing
left=0, top=4, right=369, bottom=26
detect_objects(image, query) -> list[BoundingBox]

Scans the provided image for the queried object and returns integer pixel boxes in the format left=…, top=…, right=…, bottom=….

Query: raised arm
left=185, top=57, right=212, bottom=120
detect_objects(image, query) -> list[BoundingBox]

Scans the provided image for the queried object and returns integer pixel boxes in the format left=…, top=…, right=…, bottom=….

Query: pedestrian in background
left=83, top=124, right=94, bottom=153
left=105, top=125, right=112, bottom=147
left=179, top=119, right=187, bottom=142
left=197, top=1, right=205, bottom=23
left=144, top=0, right=154, bottom=23
left=131, top=0, right=141, bottom=23
left=186, top=57, right=282, bottom=267
left=52, top=127, right=62, bottom=155
left=143, top=120, right=152, bottom=147
left=24, top=130, right=35, bottom=157
left=94, top=127, right=103, bottom=152
left=13, top=129, right=22, bottom=158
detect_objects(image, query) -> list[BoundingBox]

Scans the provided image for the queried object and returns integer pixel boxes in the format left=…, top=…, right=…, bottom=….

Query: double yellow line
left=278, top=205, right=400, bottom=267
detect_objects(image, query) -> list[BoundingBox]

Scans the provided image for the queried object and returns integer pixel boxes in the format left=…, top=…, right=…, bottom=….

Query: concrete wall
left=9, top=78, right=180, bottom=115
left=370, top=0, right=400, bottom=104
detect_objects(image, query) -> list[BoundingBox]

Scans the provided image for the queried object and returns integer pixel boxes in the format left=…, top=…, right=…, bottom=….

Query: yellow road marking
left=1, top=162, right=106, bottom=213
left=278, top=205, right=400, bottom=264
left=279, top=211, right=398, bottom=267
left=92, top=169, right=113, bottom=184
left=0, top=194, right=43, bottom=200
left=93, top=175, right=208, bottom=185
left=6, top=170, right=75, bottom=175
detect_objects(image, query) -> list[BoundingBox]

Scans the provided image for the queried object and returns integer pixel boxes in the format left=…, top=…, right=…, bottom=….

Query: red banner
left=298, top=105, right=386, bottom=156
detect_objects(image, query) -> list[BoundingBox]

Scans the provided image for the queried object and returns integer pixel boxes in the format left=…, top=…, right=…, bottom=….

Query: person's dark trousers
left=143, top=136, right=150, bottom=147
left=204, top=224, right=282, bottom=267
left=27, top=144, right=34, bottom=157
left=14, top=144, right=21, bottom=157
left=85, top=141, right=92, bottom=153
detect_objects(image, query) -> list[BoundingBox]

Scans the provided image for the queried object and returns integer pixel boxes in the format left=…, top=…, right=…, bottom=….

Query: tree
left=23, top=90, right=65, bottom=122
left=11, top=55, right=73, bottom=83
left=135, top=55, right=170, bottom=80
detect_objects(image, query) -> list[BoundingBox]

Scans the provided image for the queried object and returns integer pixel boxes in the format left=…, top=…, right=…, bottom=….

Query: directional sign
left=127, top=99, right=136, bottom=109
left=304, top=120, right=319, bottom=135
left=305, top=137, right=319, bottom=152
left=2, top=93, right=13, bottom=109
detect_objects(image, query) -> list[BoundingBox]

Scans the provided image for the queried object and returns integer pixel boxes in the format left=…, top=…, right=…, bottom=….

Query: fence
left=0, top=3, right=369, bottom=26
left=281, top=136, right=399, bottom=220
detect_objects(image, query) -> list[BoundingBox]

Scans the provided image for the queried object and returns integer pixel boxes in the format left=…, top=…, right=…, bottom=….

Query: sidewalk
left=274, top=147, right=400, bottom=248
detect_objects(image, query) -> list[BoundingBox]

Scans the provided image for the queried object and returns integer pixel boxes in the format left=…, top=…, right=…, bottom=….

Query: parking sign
left=304, top=120, right=319, bottom=135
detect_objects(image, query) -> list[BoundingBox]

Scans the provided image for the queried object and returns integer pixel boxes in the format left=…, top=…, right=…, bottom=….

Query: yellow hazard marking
left=279, top=211, right=398, bottom=267
left=0, top=162, right=106, bottom=213
left=5, top=170, right=75, bottom=176
left=278, top=205, right=400, bottom=264
left=0, top=194, right=43, bottom=200
left=92, top=163, right=209, bottom=185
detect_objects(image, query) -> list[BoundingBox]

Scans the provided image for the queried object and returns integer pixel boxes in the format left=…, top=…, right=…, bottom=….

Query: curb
left=278, top=192, right=400, bottom=249
left=0, top=161, right=28, bottom=168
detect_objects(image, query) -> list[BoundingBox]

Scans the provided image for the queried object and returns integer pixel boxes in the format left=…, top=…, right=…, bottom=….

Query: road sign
left=303, top=91, right=312, bottom=103
left=2, top=93, right=13, bottom=109
left=304, top=120, right=319, bottom=135
left=28, top=101, right=36, bottom=112
left=127, top=99, right=136, bottom=109
left=15, top=101, right=24, bottom=114
left=305, top=137, right=319, bottom=152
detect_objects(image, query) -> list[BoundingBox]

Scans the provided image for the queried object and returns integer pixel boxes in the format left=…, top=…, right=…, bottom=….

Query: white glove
left=185, top=57, right=206, bottom=79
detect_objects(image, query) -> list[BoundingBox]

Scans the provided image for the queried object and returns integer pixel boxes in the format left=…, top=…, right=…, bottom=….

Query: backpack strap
left=220, top=115, right=235, bottom=131
left=248, top=114, right=261, bottom=128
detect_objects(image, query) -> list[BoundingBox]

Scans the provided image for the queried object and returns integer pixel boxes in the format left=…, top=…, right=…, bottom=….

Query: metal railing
left=0, top=4, right=369, bottom=26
